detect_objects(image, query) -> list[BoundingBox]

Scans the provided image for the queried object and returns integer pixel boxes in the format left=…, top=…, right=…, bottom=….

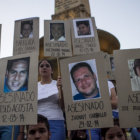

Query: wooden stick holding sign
left=11, top=126, right=14, bottom=140
left=88, top=130, right=92, bottom=140
left=57, top=58, right=65, bottom=111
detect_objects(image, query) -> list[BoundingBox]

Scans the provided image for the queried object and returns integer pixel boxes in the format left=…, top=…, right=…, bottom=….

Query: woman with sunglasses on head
left=38, top=58, right=66, bottom=140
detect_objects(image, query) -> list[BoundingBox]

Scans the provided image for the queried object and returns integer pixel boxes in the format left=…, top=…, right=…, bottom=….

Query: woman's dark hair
left=38, top=58, right=53, bottom=70
left=101, top=119, right=127, bottom=140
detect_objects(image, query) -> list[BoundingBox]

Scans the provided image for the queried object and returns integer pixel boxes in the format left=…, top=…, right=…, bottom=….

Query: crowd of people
left=0, top=58, right=139, bottom=140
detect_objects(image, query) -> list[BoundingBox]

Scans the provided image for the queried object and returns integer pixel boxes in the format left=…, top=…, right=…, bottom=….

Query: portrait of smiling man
left=4, top=57, right=30, bottom=93
left=20, top=20, right=33, bottom=39
left=70, top=61, right=101, bottom=101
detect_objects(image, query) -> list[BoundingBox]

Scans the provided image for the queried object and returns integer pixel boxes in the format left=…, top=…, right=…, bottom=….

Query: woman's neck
left=40, top=76, right=52, bottom=85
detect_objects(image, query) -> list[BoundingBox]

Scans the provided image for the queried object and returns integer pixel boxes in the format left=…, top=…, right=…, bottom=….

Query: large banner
left=114, top=49, right=140, bottom=128
left=0, top=53, right=38, bottom=125
left=55, top=0, right=90, bottom=14
left=71, top=17, right=100, bottom=55
left=13, top=17, right=39, bottom=55
left=60, top=52, right=113, bottom=130
left=44, top=20, right=72, bottom=57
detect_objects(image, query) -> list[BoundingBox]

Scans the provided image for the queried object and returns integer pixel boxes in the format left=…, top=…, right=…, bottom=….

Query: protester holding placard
left=38, top=58, right=65, bottom=140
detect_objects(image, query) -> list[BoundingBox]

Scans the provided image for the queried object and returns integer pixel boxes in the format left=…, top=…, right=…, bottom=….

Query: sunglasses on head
left=40, top=64, right=50, bottom=68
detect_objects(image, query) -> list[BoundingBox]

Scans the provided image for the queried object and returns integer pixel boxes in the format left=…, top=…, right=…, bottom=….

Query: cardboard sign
left=71, top=17, right=100, bottom=55
left=13, top=17, right=39, bottom=55
left=114, top=49, right=140, bottom=128
left=44, top=20, right=72, bottom=57
left=60, top=52, right=113, bottom=130
left=55, top=0, right=90, bottom=14
left=0, top=53, right=38, bottom=125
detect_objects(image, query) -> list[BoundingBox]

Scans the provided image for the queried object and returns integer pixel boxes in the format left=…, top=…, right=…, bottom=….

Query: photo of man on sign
left=73, top=18, right=94, bottom=38
left=4, top=57, right=30, bottom=93
left=50, top=23, right=65, bottom=41
left=69, top=60, right=101, bottom=101
left=20, top=20, right=33, bottom=39
left=128, top=58, right=140, bottom=91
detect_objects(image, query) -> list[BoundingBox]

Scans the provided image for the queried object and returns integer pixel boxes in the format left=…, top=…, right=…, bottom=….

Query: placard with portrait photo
left=60, top=52, right=113, bottom=130
left=13, top=17, right=39, bottom=55
left=71, top=17, right=100, bottom=55
left=0, top=53, right=38, bottom=125
left=44, top=20, right=72, bottom=57
left=114, top=49, right=140, bottom=128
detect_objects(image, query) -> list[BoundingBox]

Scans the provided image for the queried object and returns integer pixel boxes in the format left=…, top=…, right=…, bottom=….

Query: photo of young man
left=20, top=20, right=33, bottom=39
left=73, top=18, right=94, bottom=38
left=129, top=58, right=140, bottom=91
left=4, top=57, right=30, bottom=93
left=50, top=23, right=65, bottom=41
left=69, top=60, right=101, bottom=101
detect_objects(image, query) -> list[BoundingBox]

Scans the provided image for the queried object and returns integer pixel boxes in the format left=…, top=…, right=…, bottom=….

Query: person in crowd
left=20, top=20, right=33, bottom=39
left=76, top=20, right=91, bottom=36
left=26, top=114, right=51, bottom=140
left=70, top=130, right=87, bottom=140
left=108, top=80, right=118, bottom=118
left=131, top=59, right=140, bottom=91
left=38, top=58, right=65, bottom=140
left=101, top=119, right=127, bottom=140
left=70, top=62, right=101, bottom=100
left=4, top=57, right=29, bottom=93
left=131, top=127, right=140, bottom=140
left=0, top=126, right=20, bottom=140
left=50, top=23, right=65, bottom=41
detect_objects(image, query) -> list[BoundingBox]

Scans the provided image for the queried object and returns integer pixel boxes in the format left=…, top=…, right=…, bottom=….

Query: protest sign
left=13, top=17, right=39, bottom=55
left=60, top=52, right=113, bottom=130
left=71, top=17, right=100, bottom=55
left=0, top=53, right=38, bottom=125
left=44, top=20, right=72, bottom=57
left=114, top=49, right=140, bottom=128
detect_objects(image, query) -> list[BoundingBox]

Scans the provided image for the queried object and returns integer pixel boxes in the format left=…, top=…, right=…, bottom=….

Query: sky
left=0, top=0, right=140, bottom=58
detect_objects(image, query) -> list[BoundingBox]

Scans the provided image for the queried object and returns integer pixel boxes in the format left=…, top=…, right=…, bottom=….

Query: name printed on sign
left=0, top=91, right=35, bottom=104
